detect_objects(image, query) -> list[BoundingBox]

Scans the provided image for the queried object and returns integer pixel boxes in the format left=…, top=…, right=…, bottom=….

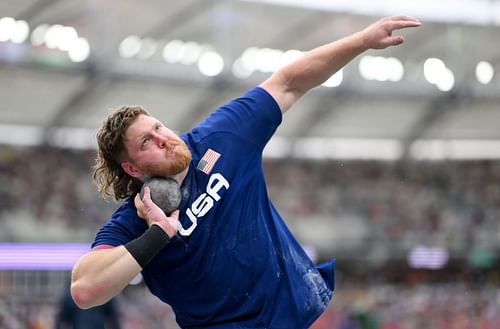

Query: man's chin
left=168, top=155, right=192, bottom=177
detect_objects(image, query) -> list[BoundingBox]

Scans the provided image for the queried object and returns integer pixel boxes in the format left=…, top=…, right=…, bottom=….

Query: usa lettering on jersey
left=179, top=173, right=230, bottom=236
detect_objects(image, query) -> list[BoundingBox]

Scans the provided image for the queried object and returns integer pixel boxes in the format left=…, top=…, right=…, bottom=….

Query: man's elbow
left=71, top=281, right=105, bottom=310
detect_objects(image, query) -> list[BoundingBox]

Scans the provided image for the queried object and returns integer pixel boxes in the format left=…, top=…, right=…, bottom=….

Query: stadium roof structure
left=1, top=0, right=500, bottom=160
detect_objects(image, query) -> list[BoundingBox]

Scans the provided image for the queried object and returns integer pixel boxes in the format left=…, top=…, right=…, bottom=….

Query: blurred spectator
left=55, top=282, right=121, bottom=329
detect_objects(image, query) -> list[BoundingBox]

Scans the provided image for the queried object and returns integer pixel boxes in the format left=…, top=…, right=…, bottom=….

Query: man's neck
left=170, top=165, right=190, bottom=186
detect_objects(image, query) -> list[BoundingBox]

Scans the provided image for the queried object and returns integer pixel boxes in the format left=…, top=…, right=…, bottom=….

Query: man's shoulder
left=111, top=198, right=136, bottom=218
left=92, top=198, right=146, bottom=248
left=105, top=198, right=146, bottom=231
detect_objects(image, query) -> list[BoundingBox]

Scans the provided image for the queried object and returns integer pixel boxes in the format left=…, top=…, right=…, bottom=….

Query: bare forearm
left=260, top=16, right=421, bottom=112
left=260, top=32, right=365, bottom=112
left=71, top=246, right=141, bottom=309
left=283, top=31, right=365, bottom=98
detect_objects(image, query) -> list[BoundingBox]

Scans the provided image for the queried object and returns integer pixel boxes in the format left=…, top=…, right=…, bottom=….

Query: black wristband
left=125, top=224, right=170, bottom=268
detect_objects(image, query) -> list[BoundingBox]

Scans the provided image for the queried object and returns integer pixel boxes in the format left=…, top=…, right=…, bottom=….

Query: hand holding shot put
left=135, top=177, right=182, bottom=238
left=134, top=186, right=180, bottom=239
left=71, top=15, right=421, bottom=329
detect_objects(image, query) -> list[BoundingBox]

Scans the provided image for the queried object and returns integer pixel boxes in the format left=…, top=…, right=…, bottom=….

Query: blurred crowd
left=315, top=280, right=500, bottom=329
left=1, top=146, right=500, bottom=255
left=265, top=159, right=500, bottom=255
left=1, top=273, right=499, bottom=329
left=1, top=146, right=500, bottom=328
left=0, top=146, right=115, bottom=242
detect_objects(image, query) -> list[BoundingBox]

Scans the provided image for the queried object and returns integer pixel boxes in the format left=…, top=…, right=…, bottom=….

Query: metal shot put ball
left=140, top=177, right=182, bottom=216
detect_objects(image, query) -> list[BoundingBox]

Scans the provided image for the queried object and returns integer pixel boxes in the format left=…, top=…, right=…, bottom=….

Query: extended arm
left=71, top=187, right=179, bottom=309
left=260, top=15, right=421, bottom=113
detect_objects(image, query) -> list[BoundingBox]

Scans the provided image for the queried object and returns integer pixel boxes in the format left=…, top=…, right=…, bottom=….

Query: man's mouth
left=169, top=144, right=177, bottom=158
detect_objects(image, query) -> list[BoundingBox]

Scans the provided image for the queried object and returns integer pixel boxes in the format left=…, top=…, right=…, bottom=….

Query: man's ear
left=121, top=161, right=143, bottom=178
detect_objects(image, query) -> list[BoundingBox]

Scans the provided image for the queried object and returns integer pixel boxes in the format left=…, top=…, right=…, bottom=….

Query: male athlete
left=71, top=16, right=421, bottom=328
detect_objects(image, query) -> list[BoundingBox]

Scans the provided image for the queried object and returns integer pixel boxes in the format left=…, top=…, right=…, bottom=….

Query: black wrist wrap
left=125, top=224, right=170, bottom=268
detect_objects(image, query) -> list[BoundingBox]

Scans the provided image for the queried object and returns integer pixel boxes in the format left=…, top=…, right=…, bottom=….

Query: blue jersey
left=92, top=87, right=335, bottom=329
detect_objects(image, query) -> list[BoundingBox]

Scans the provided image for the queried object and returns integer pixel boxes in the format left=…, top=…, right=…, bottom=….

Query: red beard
left=164, top=139, right=192, bottom=176
left=142, top=139, right=192, bottom=178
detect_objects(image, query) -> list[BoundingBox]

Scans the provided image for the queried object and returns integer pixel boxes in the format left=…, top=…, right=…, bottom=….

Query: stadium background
left=1, top=0, right=499, bottom=328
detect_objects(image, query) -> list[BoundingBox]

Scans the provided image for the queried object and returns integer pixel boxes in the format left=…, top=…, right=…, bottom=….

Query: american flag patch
left=197, top=148, right=221, bottom=174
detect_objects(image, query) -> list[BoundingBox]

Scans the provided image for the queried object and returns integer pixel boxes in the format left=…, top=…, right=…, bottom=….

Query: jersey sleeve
left=192, top=87, right=282, bottom=150
left=91, top=201, right=147, bottom=249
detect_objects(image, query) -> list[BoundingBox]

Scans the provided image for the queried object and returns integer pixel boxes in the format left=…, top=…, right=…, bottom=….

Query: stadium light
left=30, top=24, right=49, bottom=46
left=119, top=35, right=142, bottom=58
left=198, top=51, right=224, bottom=77
left=475, top=61, right=495, bottom=85
left=359, top=56, right=404, bottom=82
left=136, top=37, right=157, bottom=60
left=424, top=58, right=455, bottom=92
left=0, top=17, right=30, bottom=44
left=68, top=37, right=90, bottom=63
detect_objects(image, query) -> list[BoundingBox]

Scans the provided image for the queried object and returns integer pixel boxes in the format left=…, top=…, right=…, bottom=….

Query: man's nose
left=154, top=133, right=168, bottom=148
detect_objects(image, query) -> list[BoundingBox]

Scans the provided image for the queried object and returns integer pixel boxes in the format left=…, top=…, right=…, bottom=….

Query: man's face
left=122, top=114, right=192, bottom=179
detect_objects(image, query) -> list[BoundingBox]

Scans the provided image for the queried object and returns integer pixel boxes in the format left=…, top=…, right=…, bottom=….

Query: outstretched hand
left=361, top=15, right=421, bottom=50
left=134, top=187, right=180, bottom=238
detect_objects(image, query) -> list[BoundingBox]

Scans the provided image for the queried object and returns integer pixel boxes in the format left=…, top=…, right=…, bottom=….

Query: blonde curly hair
left=92, top=105, right=148, bottom=201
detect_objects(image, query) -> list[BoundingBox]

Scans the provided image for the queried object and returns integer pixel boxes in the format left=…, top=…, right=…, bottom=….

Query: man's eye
left=142, top=138, right=150, bottom=146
